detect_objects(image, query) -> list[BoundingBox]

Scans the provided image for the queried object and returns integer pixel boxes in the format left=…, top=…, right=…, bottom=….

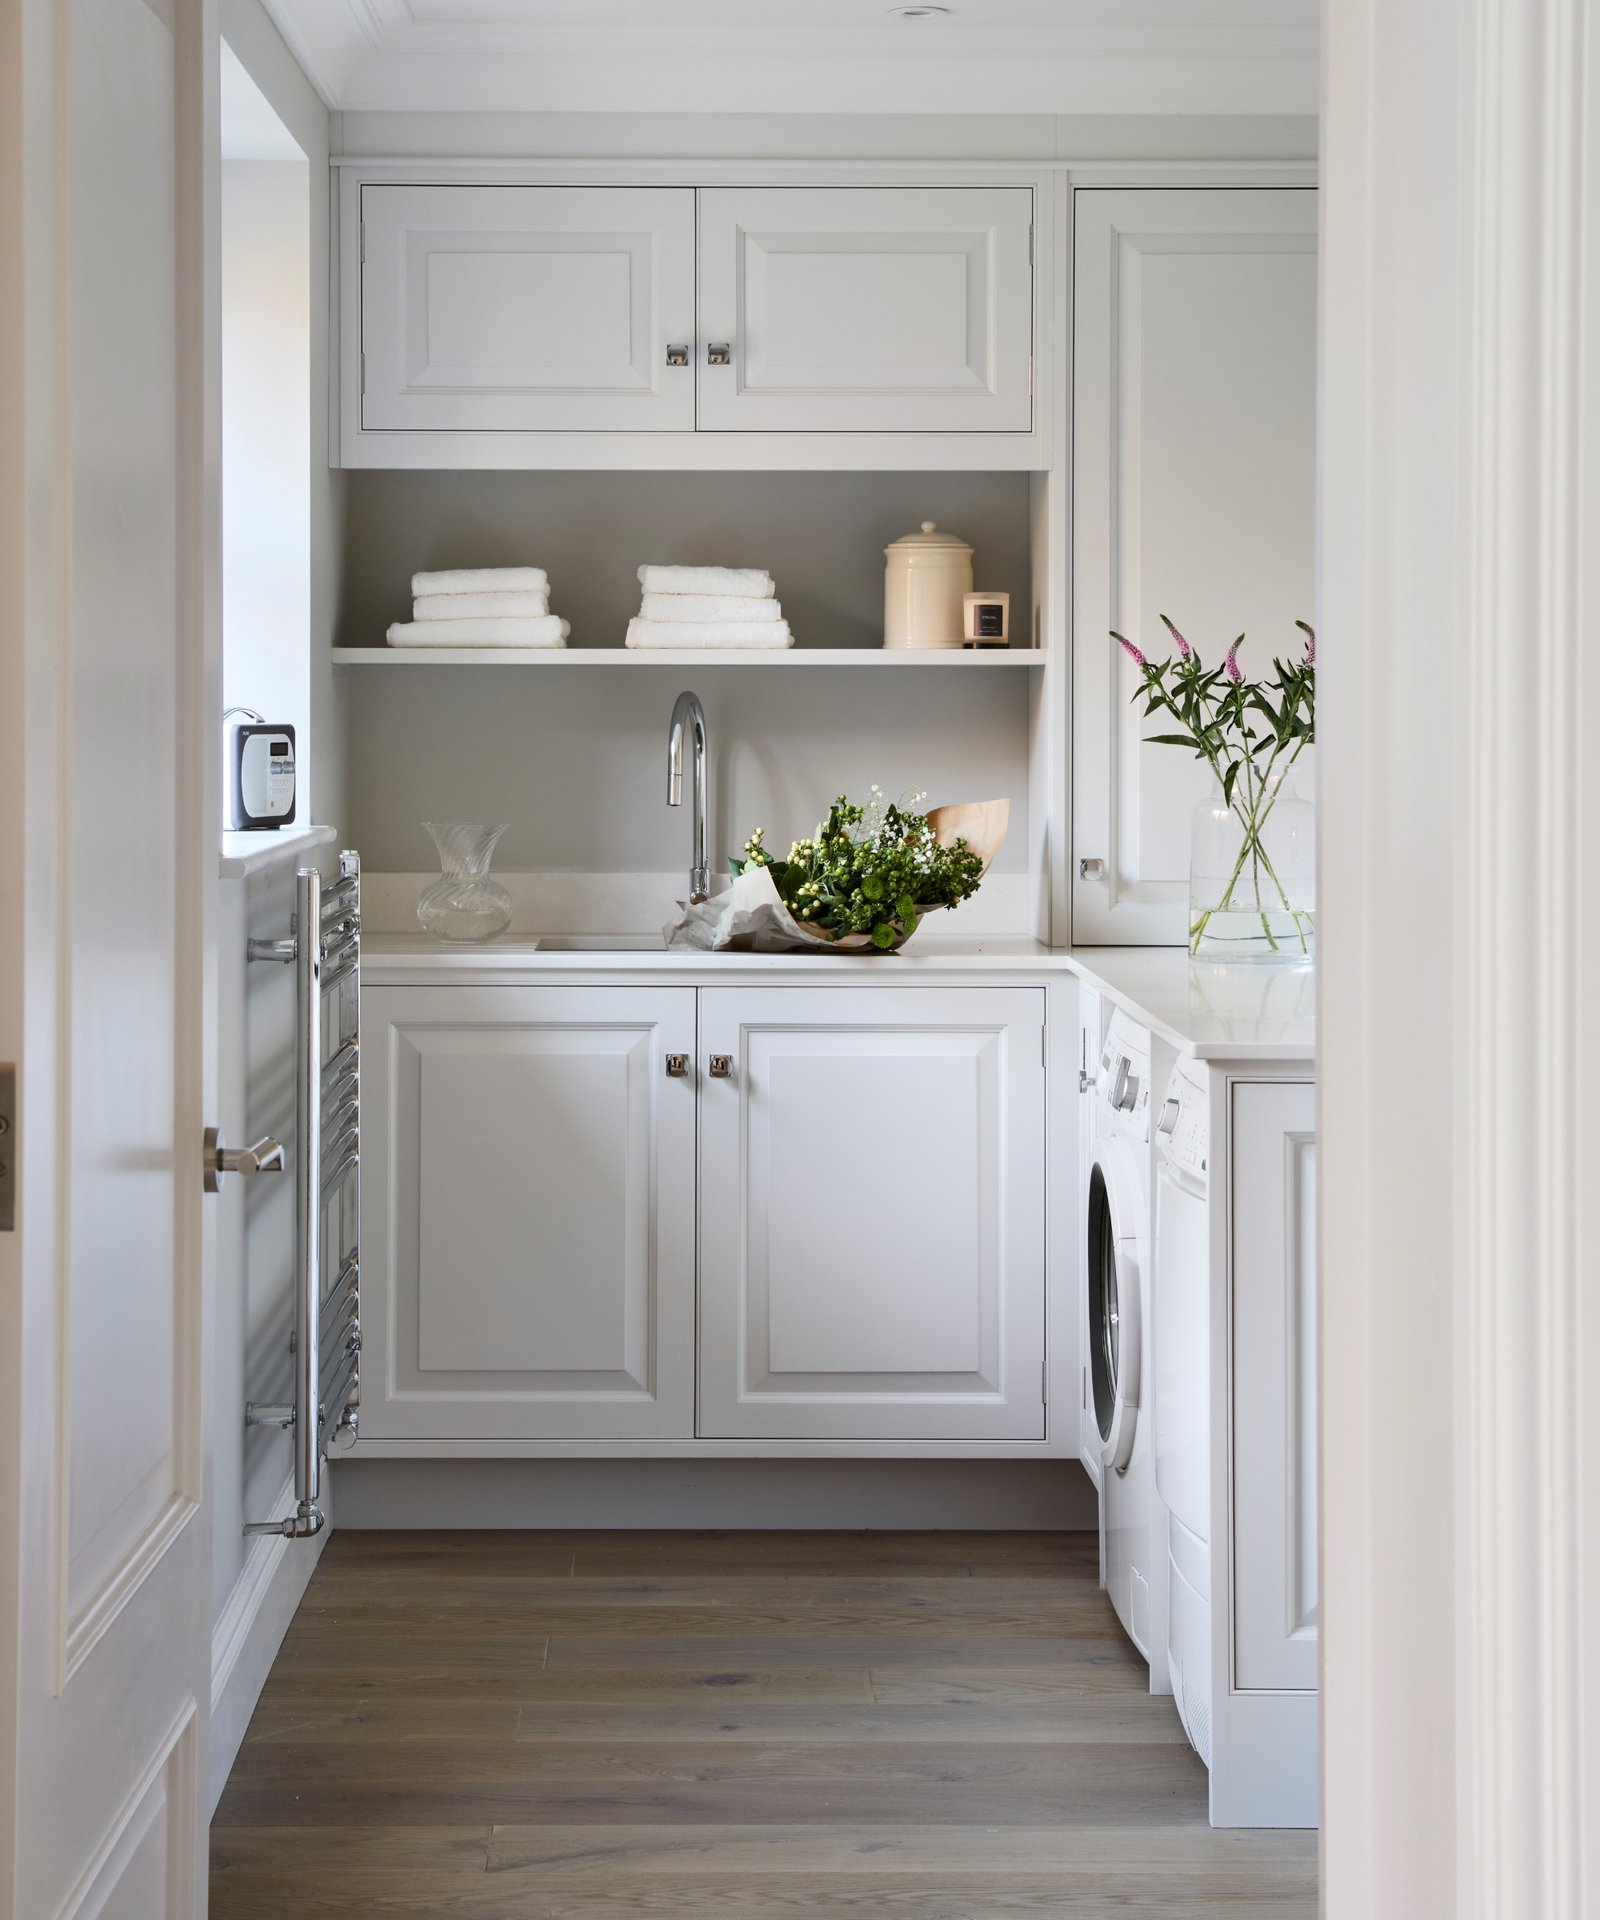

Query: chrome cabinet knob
left=204, top=1127, right=286, bottom=1193
left=666, top=344, right=689, bottom=367
left=708, top=1054, right=734, bottom=1078
left=706, top=342, right=732, bottom=366
left=665, top=1053, right=690, bottom=1077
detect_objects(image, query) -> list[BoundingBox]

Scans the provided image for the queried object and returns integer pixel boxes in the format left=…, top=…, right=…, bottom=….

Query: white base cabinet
left=697, top=987, right=1046, bottom=1441
left=359, top=981, right=1047, bottom=1450
left=361, top=984, right=697, bottom=1440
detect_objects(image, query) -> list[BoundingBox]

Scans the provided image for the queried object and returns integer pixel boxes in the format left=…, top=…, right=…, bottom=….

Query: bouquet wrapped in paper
left=665, top=790, right=1009, bottom=954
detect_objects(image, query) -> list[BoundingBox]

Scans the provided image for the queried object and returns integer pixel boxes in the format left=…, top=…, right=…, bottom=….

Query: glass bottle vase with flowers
left=1114, top=616, right=1316, bottom=963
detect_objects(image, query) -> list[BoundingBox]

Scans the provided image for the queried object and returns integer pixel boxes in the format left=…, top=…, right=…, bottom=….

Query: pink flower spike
left=1223, top=637, right=1244, bottom=683
left=1159, top=614, right=1192, bottom=660
left=1296, top=620, right=1317, bottom=665
left=1111, top=630, right=1147, bottom=668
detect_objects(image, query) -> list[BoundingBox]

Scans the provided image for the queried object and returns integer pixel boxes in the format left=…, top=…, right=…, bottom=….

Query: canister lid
left=883, top=520, right=974, bottom=558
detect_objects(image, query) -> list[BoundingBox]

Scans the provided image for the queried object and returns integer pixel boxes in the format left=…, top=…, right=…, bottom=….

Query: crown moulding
left=257, top=0, right=1318, bottom=117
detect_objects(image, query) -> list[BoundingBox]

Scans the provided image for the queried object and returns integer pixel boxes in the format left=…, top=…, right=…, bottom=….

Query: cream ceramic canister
left=883, top=521, right=974, bottom=650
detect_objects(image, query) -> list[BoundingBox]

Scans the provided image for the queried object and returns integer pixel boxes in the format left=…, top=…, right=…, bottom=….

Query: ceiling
left=259, top=0, right=1318, bottom=118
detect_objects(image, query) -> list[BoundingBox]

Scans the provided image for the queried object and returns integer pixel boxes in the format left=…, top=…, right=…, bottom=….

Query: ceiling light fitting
left=889, top=5, right=952, bottom=17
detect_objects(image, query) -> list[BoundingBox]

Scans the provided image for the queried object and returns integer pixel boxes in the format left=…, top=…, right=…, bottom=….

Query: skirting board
left=209, top=1472, right=333, bottom=1813
left=334, top=1457, right=1098, bottom=1531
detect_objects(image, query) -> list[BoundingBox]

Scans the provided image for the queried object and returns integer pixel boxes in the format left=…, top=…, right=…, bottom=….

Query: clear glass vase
left=417, top=822, right=512, bottom=942
left=1188, top=769, right=1315, bottom=964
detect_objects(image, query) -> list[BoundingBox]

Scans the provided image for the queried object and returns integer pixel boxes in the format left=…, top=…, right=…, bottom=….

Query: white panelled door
left=1230, top=1080, right=1319, bottom=1694
left=697, top=187, right=1034, bottom=433
left=361, top=987, right=697, bottom=1441
left=1071, top=188, right=1317, bottom=944
left=359, top=184, right=697, bottom=433
left=0, top=0, right=217, bottom=1912
left=697, top=987, right=1045, bottom=1441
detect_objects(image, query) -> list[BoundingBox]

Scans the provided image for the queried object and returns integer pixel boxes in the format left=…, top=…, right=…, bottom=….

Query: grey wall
left=339, top=469, right=1032, bottom=653
left=346, top=661, right=1032, bottom=877
left=338, top=471, right=1036, bottom=878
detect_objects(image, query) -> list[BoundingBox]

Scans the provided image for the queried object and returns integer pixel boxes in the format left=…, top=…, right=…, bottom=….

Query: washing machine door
left=1087, top=1145, right=1144, bottom=1473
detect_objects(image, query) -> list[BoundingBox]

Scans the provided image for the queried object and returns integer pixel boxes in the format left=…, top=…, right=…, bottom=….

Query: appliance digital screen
left=271, top=741, right=290, bottom=756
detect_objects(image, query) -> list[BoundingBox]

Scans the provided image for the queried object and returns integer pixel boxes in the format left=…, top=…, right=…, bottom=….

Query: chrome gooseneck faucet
left=667, top=689, right=710, bottom=904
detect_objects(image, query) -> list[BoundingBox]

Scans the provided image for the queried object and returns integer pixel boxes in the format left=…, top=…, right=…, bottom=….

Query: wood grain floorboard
left=210, top=1531, right=1316, bottom=1916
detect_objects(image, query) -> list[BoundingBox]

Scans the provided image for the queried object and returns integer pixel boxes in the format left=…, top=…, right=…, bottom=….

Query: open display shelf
left=332, top=646, right=1046, bottom=667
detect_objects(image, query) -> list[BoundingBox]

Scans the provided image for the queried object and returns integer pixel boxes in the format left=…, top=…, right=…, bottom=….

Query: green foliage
left=731, top=789, right=984, bottom=948
left=1113, top=617, right=1317, bottom=957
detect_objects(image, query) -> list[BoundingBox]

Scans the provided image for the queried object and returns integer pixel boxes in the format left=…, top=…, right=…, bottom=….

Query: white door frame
left=1320, top=0, right=1599, bottom=1912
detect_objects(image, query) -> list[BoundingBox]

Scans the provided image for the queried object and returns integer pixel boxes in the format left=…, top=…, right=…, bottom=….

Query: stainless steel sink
left=535, top=934, right=668, bottom=951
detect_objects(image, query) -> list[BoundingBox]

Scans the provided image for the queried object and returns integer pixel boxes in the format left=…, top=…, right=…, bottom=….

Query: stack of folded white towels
left=625, top=566, right=794, bottom=649
left=386, top=567, right=570, bottom=649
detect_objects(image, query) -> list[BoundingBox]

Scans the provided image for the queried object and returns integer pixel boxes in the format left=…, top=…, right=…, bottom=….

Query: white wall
left=221, top=0, right=344, bottom=832
left=211, top=0, right=343, bottom=1809
left=222, top=155, right=309, bottom=774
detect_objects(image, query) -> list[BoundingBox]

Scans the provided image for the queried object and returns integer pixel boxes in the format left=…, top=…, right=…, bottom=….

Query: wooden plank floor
left=211, top=1531, right=1318, bottom=1918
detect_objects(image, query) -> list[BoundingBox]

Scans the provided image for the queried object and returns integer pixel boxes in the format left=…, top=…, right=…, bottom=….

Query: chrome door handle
left=708, top=1054, right=734, bottom=1078
left=666, top=344, right=689, bottom=367
left=706, top=342, right=732, bottom=366
left=204, top=1127, right=286, bottom=1193
left=665, top=1053, right=690, bottom=1078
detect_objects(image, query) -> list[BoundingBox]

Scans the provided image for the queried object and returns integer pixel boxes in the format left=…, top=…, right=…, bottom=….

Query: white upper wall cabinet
left=1071, top=188, right=1317, bottom=944
left=359, top=184, right=697, bottom=433
left=338, top=171, right=1047, bottom=467
left=696, top=187, right=1034, bottom=434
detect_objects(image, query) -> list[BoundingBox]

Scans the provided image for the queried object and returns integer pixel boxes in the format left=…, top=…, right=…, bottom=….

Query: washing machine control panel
left=1099, top=1011, right=1152, bottom=1138
left=1156, top=1063, right=1209, bottom=1182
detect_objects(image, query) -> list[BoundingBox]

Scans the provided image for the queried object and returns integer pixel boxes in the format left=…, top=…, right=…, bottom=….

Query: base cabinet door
left=1230, top=1078, right=1318, bottom=1691
left=362, top=984, right=697, bottom=1439
left=697, top=187, right=1034, bottom=433
left=697, top=986, right=1046, bottom=1440
left=359, top=184, right=697, bottom=434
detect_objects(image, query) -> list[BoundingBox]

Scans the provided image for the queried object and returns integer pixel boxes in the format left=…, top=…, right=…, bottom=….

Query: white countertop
left=362, top=932, right=1315, bottom=1062
left=1063, top=947, right=1316, bottom=1063
left=219, top=823, right=338, bottom=880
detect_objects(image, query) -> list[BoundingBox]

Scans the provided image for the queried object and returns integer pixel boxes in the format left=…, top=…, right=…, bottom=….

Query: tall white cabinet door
left=359, top=185, right=696, bottom=433
left=362, top=986, right=697, bottom=1440
left=1071, top=188, right=1317, bottom=943
left=698, top=987, right=1046, bottom=1440
left=1230, top=1080, right=1318, bottom=1692
left=697, top=187, right=1034, bottom=433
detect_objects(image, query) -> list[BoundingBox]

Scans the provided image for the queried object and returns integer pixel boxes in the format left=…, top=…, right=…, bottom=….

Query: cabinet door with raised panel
left=361, top=985, right=696, bottom=1440
left=697, top=986, right=1046, bottom=1440
left=1230, top=1078, right=1318, bottom=1693
left=697, top=187, right=1034, bottom=433
left=1071, top=188, right=1317, bottom=943
left=359, top=185, right=696, bottom=433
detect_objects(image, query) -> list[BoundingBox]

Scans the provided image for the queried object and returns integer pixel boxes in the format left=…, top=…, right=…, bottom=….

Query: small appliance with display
left=227, top=709, right=297, bottom=829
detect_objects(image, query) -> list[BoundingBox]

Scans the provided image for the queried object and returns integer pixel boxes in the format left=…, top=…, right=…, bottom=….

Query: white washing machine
left=1152, top=1054, right=1214, bottom=1762
left=1085, top=1008, right=1170, bottom=1690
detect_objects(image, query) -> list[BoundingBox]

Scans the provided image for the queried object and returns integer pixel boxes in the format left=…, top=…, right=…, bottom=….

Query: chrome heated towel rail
left=245, top=850, right=362, bottom=1539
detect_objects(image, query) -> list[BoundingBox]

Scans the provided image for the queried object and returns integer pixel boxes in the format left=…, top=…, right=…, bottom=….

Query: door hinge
left=1028, top=224, right=1034, bottom=266
left=359, top=349, right=366, bottom=396
left=1027, top=353, right=1034, bottom=397
left=1041, top=1360, right=1048, bottom=1404
left=1082, top=1367, right=1087, bottom=1411
left=0, top=1064, right=12, bottom=1232
left=359, top=220, right=366, bottom=265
